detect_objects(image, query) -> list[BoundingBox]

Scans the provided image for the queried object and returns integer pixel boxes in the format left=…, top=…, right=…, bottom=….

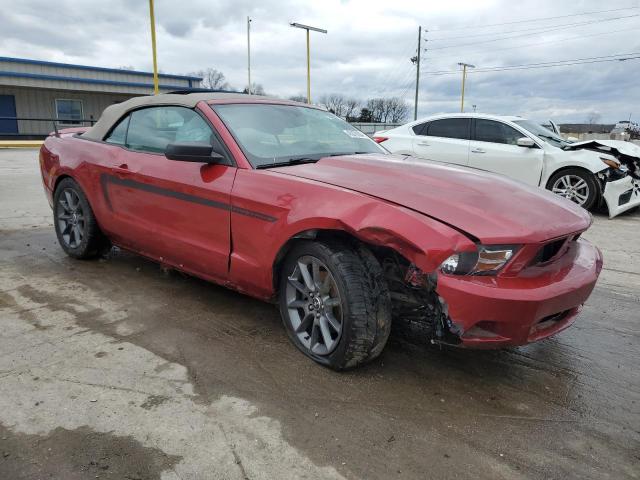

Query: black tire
left=278, top=239, right=392, bottom=370
left=546, top=168, right=599, bottom=210
left=53, top=177, right=104, bottom=259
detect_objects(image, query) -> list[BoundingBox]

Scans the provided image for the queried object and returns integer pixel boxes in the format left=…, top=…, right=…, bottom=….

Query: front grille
left=618, top=189, right=633, bottom=206
left=533, top=238, right=566, bottom=264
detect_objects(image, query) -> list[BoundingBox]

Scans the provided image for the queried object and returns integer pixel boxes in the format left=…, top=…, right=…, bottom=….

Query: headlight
left=440, top=245, right=517, bottom=275
left=600, top=157, right=620, bottom=169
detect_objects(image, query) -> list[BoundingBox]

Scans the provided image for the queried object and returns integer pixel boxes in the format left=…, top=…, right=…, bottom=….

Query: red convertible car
left=39, top=93, right=603, bottom=369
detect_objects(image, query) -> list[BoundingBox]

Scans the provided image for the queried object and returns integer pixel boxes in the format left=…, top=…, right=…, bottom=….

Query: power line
left=425, top=26, right=638, bottom=58
left=428, top=13, right=639, bottom=50
left=422, top=53, right=640, bottom=76
left=430, top=5, right=639, bottom=32
left=429, top=13, right=640, bottom=41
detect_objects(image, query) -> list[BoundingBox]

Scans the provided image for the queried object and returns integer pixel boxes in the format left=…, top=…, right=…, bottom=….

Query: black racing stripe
left=231, top=205, right=277, bottom=223
left=100, top=173, right=276, bottom=222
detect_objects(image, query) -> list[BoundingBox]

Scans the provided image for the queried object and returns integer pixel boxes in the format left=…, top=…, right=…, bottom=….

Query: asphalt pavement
left=0, top=149, right=638, bottom=479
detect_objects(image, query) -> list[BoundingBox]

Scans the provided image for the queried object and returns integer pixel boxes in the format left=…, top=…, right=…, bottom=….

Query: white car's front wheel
left=547, top=168, right=598, bottom=210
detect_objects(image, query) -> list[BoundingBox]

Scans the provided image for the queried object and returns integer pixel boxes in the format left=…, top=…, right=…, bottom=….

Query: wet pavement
left=1, top=149, right=638, bottom=479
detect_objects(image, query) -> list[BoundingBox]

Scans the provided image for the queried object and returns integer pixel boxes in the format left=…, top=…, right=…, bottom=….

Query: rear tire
left=546, top=168, right=599, bottom=210
left=278, top=240, right=392, bottom=370
left=53, top=178, right=104, bottom=259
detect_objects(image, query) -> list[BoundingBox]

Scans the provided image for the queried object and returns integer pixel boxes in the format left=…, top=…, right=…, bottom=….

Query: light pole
left=148, top=0, right=159, bottom=94
left=458, top=62, right=475, bottom=113
left=413, top=26, right=422, bottom=121
left=290, top=22, right=327, bottom=104
left=247, top=17, right=252, bottom=94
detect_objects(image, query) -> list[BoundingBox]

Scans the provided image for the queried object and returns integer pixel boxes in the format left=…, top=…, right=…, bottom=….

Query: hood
left=272, top=154, right=591, bottom=244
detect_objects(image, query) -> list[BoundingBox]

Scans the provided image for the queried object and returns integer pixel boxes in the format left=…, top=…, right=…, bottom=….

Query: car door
left=411, top=118, right=471, bottom=166
left=101, top=105, right=236, bottom=282
left=468, top=118, right=544, bottom=186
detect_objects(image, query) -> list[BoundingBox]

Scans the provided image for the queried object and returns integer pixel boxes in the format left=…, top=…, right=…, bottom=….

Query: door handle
left=417, top=141, right=430, bottom=146
left=471, top=148, right=486, bottom=153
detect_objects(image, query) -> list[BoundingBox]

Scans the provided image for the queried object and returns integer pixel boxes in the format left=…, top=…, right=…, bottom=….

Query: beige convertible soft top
left=81, top=92, right=266, bottom=141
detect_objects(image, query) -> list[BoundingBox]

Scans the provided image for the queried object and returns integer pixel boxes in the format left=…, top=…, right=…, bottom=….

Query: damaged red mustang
left=39, top=93, right=603, bottom=369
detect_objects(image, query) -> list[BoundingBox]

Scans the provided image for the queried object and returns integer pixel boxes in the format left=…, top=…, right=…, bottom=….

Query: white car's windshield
left=513, top=120, right=572, bottom=148
left=212, top=104, right=385, bottom=168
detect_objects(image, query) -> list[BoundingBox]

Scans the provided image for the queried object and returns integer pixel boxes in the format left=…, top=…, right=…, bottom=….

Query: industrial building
left=0, top=56, right=202, bottom=138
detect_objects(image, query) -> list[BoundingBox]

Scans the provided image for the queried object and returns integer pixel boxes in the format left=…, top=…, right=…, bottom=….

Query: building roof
left=0, top=56, right=202, bottom=95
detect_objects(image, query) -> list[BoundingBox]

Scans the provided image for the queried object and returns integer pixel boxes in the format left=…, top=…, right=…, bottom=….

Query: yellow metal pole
left=148, top=0, right=159, bottom=95
left=306, top=29, right=311, bottom=104
left=460, top=64, right=466, bottom=113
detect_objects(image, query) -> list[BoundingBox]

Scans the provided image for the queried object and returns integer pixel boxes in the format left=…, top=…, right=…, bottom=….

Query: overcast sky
left=1, top=0, right=639, bottom=122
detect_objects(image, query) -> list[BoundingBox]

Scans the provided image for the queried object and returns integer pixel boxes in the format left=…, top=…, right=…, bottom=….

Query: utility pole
left=458, top=62, right=475, bottom=112
left=290, top=22, right=327, bottom=104
left=148, top=0, right=159, bottom=94
left=413, top=26, right=421, bottom=121
left=247, top=17, right=252, bottom=94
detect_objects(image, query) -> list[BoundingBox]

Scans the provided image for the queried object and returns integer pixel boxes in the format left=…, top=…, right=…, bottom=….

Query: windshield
left=513, top=119, right=572, bottom=148
left=212, top=104, right=385, bottom=168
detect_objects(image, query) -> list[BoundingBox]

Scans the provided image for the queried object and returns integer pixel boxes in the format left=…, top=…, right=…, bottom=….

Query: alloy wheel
left=551, top=175, right=590, bottom=206
left=57, top=188, right=85, bottom=248
left=285, top=255, right=344, bottom=356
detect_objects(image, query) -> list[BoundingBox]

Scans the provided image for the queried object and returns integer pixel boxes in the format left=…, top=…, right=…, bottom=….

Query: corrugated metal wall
left=0, top=86, right=136, bottom=135
left=0, top=58, right=198, bottom=94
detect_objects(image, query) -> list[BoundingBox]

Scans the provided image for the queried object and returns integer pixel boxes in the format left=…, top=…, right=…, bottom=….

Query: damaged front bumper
left=434, top=238, right=603, bottom=348
left=601, top=175, right=640, bottom=218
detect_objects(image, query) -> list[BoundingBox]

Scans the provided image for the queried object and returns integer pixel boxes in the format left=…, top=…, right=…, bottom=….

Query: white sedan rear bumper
left=602, top=176, right=640, bottom=218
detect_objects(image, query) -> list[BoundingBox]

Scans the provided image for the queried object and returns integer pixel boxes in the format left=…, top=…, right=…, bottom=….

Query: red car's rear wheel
left=53, top=178, right=104, bottom=259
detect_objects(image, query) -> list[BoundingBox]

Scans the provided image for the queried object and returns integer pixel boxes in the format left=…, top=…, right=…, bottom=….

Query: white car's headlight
left=600, top=157, right=621, bottom=169
left=440, top=246, right=517, bottom=276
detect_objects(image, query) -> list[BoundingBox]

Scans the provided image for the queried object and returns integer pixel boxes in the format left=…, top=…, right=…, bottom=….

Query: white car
left=375, top=113, right=640, bottom=218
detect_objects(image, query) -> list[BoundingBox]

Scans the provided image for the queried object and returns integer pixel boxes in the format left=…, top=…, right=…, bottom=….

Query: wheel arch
left=271, top=225, right=449, bottom=295
left=53, top=173, right=75, bottom=193
left=545, top=165, right=601, bottom=190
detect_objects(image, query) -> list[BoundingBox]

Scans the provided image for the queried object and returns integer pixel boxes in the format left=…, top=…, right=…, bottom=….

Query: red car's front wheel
left=278, top=240, right=392, bottom=370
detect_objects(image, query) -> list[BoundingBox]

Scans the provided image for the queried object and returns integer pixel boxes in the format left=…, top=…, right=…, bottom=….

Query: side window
left=104, top=115, right=130, bottom=145
left=126, top=106, right=214, bottom=153
left=412, top=122, right=428, bottom=135
left=475, top=119, right=523, bottom=145
left=425, top=119, right=470, bottom=140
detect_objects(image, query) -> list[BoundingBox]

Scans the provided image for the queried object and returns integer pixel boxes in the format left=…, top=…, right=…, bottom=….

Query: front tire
left=278, top=240, right=392, bottom=370
left=53, top=178, right=104, bottom=259
left=547, top=168, right=599, bottom=210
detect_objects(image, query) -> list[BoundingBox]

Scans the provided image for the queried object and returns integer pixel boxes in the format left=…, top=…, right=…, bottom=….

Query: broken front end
left=567, top=140, right=640, bottom=218
left=375, top=234, right=603, bottom=348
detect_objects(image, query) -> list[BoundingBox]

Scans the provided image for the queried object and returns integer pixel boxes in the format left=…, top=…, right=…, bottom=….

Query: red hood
left=272, top=154, right=591, bottom=244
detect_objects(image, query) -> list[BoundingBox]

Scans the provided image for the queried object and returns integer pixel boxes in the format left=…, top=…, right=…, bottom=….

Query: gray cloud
left=0, top=0, right=638, bottom=122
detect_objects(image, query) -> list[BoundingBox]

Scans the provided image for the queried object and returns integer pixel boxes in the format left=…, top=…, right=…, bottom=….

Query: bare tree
left=364, top=97, right=409, bottom=123
left=319, top=94, right=348, bottom=117
left=387, top=97, right=410, bottom=123
left=190, top=68, right=230, bottom=90
left=365, top=98, right=385, bottom=122
left=243, top=83, right=266, bottom=95
left=344, top=98, right=360, bottom=121
left=586, top=112, right=601, bottom=125
left=288, top=95, right=307, bottom=103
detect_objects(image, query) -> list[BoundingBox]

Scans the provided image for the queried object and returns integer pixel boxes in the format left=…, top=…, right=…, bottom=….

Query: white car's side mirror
left=516, top=137, right=536, bottom=148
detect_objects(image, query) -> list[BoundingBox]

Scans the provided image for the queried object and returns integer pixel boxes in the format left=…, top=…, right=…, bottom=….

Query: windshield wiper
left=255, top=157, right=319, bottom=169
left=326, top=151, right=370, bottom=157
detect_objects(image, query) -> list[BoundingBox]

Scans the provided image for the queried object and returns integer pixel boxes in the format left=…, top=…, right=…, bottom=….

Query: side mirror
left=165, top=142, right=224, bottom=163
left=516, top=137, right=536, bottom=148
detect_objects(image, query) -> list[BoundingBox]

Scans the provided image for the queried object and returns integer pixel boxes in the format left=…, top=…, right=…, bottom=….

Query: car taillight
left=373, top=136, right=388, bottom=143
